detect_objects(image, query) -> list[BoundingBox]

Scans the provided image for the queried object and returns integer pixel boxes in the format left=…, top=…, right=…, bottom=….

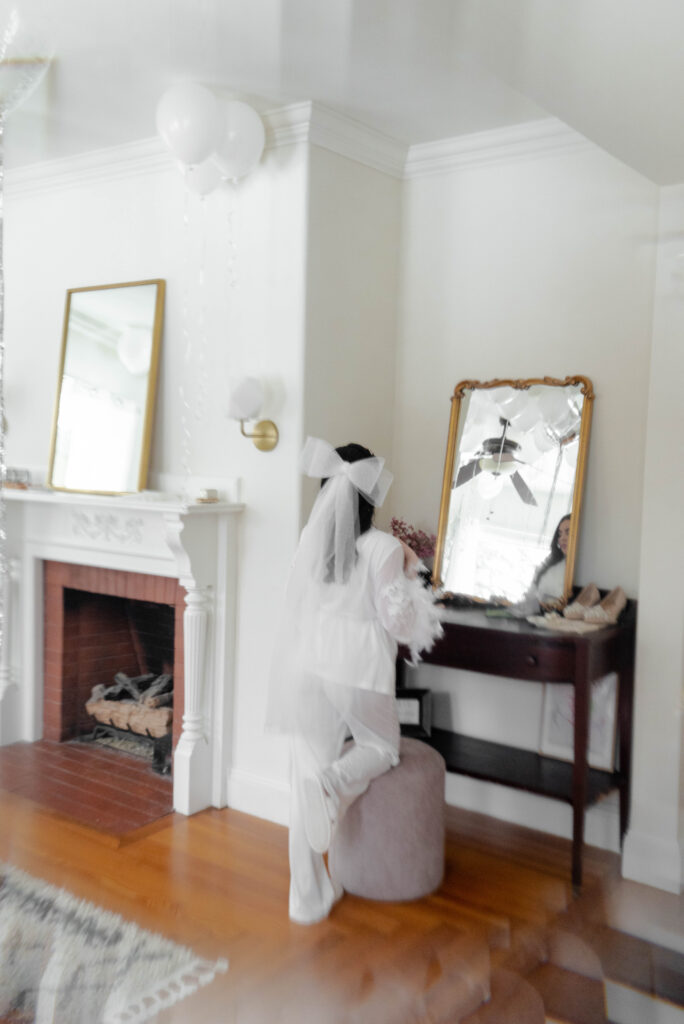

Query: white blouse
left=267, top=527, right=443, bottom=732
left=307, top=527, right=443, bottom=696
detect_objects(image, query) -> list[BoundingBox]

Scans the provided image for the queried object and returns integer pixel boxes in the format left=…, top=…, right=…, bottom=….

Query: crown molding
left=264, top=100, right=407, bottom=178
left=4, top=111, right=593, bottom=197
left=404, top=118, right=592, bottom=179
left=5, top=101, right=408, bottom=197
left=5, top=136, right=173, bottom=197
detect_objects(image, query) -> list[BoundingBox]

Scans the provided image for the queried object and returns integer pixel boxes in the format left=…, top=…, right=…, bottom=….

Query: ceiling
left=4, top=0, right=684, bottom=185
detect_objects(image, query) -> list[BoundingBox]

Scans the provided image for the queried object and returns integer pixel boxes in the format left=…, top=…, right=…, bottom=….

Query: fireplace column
left=173, top=581, right=212, bottom=814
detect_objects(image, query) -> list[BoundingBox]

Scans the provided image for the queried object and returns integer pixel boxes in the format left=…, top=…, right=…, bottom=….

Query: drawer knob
left=526, top=654, right=538, bottom=666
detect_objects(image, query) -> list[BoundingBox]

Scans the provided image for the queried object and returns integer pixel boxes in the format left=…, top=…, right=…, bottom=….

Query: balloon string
left=224, top=190, right=239, bottom=396
left=226, top=194, right=237, bottom=291
left=194, top=197, right=208, bottom=425
left=179, top=185, right=192, bottom=493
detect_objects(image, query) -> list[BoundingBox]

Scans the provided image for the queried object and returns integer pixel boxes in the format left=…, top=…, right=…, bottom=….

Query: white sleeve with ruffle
left=374, top=542, right=443, bottom=663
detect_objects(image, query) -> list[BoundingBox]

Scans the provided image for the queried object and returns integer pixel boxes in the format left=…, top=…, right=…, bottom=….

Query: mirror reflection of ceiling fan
left=454, top=417, right=537, bottom=505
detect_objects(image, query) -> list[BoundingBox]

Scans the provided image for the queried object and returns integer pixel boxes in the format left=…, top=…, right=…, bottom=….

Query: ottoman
left=328, top=736, right=446, bottom=901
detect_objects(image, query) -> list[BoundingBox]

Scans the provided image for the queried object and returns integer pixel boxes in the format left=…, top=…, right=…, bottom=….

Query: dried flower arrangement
left=390, top=517, right=437, bottom=560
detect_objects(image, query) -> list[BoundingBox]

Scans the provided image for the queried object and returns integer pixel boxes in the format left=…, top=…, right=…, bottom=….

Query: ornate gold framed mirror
left=433, top=376, right=594, bottom=606
left=47, top=280, right=165, bottom=495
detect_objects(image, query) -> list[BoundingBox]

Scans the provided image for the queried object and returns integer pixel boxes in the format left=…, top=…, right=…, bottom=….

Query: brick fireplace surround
left=1, top=488, right=241, bottom=816
left=43, top=561, right=185, bottom=753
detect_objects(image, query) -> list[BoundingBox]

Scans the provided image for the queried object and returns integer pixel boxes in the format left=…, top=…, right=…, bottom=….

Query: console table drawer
left=425, top=624, right=575, bottom=682
left=498, top=640, right=574, bottom=682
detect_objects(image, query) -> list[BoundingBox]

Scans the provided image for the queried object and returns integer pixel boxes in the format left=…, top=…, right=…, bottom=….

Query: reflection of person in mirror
left=267, top=438, right=443, bottom=925
left=532, top=514, right=571, bottom=606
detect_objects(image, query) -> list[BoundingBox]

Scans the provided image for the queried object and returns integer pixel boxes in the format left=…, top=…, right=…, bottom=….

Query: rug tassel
left=104, top=957, right=229, bottom=1024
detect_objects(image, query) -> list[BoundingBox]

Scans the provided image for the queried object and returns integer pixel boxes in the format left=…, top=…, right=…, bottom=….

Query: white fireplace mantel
left=1, top=486, right=243, bottom=816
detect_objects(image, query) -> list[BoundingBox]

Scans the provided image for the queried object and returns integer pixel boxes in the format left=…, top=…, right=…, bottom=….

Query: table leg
left=617, top=628, right=636, bottom=841
left=571, top=645, right=593, bottom=890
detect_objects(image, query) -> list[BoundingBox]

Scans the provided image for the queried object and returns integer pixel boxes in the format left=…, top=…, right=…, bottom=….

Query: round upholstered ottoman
left=328, top=736, right=446, bottom=901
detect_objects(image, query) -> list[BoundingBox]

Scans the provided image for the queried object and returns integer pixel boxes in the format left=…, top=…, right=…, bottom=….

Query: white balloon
left=215, top=100, right=265, bottom=181
left=185, top=158, right=222, bottom=196
left=156, top=83, right=222, bottom=166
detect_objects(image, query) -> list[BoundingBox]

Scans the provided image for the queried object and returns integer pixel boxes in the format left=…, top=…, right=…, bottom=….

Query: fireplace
left=2, top=488, right=241, bottom=815
left=43, top=561, right=185, bottom=756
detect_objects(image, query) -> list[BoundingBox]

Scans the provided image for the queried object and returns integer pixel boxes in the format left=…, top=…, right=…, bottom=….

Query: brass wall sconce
left=228, top=376, right=279, bottom=452
left=239, top=418, right=279, bottom=452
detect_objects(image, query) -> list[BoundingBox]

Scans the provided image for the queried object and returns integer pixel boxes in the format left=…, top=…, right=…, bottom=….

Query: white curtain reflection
left=52, top=376, right=141, bottom=492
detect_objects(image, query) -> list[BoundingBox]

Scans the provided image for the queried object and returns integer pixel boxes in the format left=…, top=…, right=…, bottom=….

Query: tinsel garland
left=0, top=115, right=6, bottom=657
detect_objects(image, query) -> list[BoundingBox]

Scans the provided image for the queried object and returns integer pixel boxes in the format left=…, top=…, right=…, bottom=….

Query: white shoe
left=302, top=774, right=333, bottom=854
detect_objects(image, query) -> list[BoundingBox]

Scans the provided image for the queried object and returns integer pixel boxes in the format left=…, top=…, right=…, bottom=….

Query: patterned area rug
left=0, top=863, right=228, bottom=1023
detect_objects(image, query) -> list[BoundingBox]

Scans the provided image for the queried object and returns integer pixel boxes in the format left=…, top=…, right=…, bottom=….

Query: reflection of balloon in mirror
left=215, top=100, right=265, bottom=181
left=156, top=83, right=222, bottom=166
left=512, top=395, right=540, bottom=432
left=533, top=420, right=556, bottom=453
left=117, top=326, right=152, bottom=375
left=497, top=388, right=528, bottom=422
left=0, top=6, right=53, bottom=115
left=537, top=387, right=563, bottom=420
left=538, top=387, right=582, bottom=438
left=184, top=157, right=222, bottom=196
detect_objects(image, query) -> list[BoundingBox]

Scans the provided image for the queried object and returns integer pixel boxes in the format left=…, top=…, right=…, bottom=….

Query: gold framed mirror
left=433, top=376, right=594, bottom=606
left=47, top=280, right=165, bottom=495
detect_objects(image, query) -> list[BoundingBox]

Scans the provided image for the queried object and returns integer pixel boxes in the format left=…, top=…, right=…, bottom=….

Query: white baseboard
left=444, top=773, right=621, bottom=852
left=226, top=767, right=290, bottom=827
left=224, top=766, right=621, bottom=854
left=622, top=828, right=682, bottom=894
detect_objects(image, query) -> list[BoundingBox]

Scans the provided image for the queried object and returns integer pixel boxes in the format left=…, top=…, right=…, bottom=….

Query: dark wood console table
left=397, top=601, right=636, bottom=888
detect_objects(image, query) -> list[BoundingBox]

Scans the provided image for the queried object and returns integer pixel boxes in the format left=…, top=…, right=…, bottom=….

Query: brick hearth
left=43, top=562, right=186, bottom=753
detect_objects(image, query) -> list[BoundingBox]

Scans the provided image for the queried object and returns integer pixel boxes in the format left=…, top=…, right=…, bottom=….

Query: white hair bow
left=297, top=437, right=393, bottom=584
left=300, top=437, right=393, bottom=508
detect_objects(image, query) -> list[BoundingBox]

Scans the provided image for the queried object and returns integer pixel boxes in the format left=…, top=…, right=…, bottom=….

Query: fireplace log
left=85, top=698, right=172, bottom=738
left=141, top=673, right=173, bottom=705
left=85, top=671, right=174, bottom=740
left=110, top=671, right=157, bottom=702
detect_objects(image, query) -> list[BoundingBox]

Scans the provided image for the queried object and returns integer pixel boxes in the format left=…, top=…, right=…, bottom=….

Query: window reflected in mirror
left=48, top=280, right=165, bottom=495
left=433, top=377, right=594, bottom=606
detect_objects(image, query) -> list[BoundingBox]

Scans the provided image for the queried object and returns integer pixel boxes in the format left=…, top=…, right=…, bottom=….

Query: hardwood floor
left=0, top=739, right=173, bottom=833
left=1, top=771, right=683, bottom=1022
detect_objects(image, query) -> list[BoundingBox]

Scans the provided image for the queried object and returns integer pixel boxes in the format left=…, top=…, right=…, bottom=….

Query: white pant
left=288, top=681, right=400, bottom=924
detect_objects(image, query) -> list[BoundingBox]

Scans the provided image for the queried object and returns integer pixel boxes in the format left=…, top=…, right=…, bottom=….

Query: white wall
left=393, top=136, right=660, bottom=852
left=622, top=184, right=684, bottom=892
left=302, top=144, right=402, bottom=517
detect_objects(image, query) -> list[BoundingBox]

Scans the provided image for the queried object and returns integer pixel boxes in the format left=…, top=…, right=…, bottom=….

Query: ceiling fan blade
left=454, top=459, right=482, bottom=487
left=511, top=471, right=538, bottom=506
